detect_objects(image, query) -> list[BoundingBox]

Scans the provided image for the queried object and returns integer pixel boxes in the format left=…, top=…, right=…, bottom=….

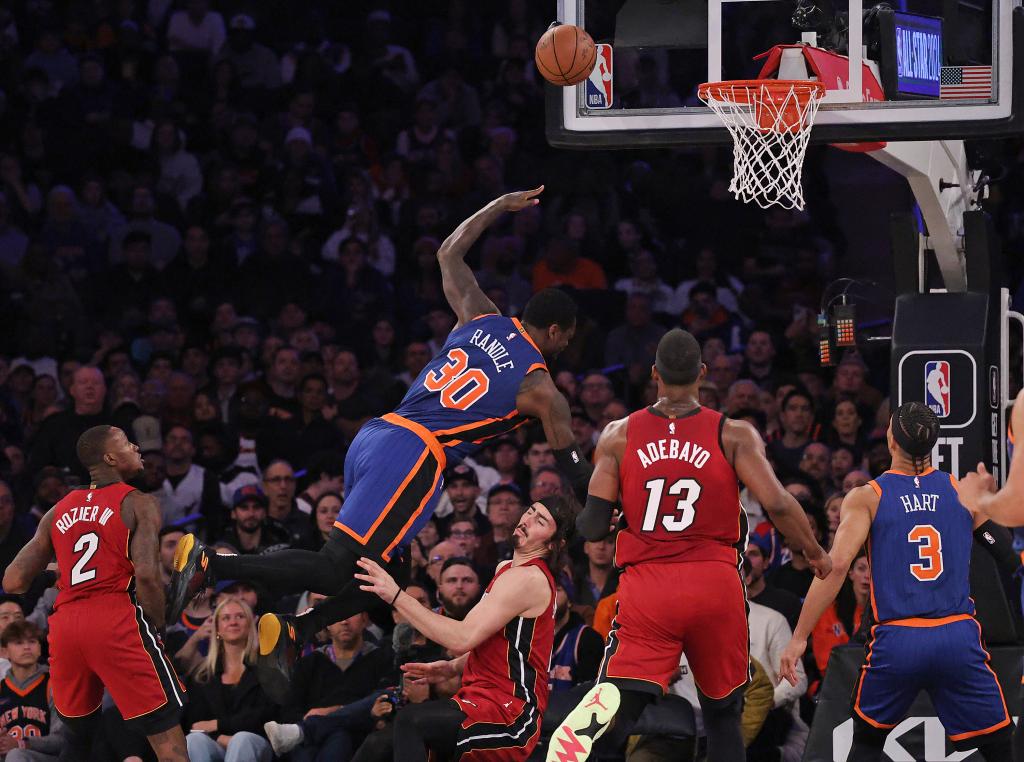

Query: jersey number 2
left=908, top=524, right=943, bottom=581
left=71, top=532, right=99, bottom=586
left=423, top=348, right=490, bottom=410
left=642, top=478, right=701, bottom=533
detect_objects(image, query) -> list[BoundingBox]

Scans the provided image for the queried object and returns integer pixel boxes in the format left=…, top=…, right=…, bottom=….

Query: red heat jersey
left=617, top=406, right=745, bottom=567
left=50, top=483, right=137, bottom=610
left=454, top=558, right=555, bottom=732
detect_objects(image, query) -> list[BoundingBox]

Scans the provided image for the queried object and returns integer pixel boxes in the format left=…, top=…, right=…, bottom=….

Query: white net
left=698, top=80, right=825, bottom=211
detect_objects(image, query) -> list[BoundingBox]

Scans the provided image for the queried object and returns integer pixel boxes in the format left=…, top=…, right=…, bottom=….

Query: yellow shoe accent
left=172, top=534, right=195, bottom=573
left=259, top=614, right=282, bottom=656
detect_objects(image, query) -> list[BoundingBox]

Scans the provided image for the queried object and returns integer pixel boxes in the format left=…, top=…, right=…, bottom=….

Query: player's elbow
left=2, top=568, right=28, bottom=594
left=133, top=560, right=161, bottom=586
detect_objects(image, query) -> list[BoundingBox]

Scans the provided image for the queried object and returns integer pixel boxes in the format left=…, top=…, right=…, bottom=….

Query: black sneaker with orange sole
left=166, top=534, right=213, bottom=624
left=257, top=613, right=299, bottom=705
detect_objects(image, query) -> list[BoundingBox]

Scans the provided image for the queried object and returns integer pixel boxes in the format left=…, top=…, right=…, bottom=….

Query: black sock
left=698, top=689, right=744, bottom=762
left=594, top=687, right=653, bottom=754
left=848, top=718, right=886, bottom=762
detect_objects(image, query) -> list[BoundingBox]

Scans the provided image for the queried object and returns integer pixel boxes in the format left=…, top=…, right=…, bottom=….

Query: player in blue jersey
left=779, top=402, right=1014, bottom=761
left=166, top=187, right=592, bottom=700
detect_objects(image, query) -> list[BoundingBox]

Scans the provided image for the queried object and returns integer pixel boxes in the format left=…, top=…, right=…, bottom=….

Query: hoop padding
left=698, top=80, right=826, bottom=210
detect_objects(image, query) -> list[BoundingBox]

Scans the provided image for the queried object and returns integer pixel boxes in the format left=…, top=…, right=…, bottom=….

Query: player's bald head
left=655, top=329, right=702, bottom=386
left=77, top=425, right=114, bottom=469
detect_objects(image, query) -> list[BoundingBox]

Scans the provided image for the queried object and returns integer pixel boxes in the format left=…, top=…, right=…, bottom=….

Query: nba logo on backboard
left=585, top=44, right=613, bottom=109
left=924, top=361, right=951, bottom=418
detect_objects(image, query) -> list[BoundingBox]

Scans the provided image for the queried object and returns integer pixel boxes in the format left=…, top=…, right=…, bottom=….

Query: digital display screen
left=893, top=11, right=943, bottom=98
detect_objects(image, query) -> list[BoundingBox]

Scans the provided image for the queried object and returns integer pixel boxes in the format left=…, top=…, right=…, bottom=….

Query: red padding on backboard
left=754, top=44, right=886, bottom=102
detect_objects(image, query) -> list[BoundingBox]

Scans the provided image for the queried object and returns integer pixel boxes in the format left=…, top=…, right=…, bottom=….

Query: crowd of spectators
left=0, top=1, right=1023, bottom=760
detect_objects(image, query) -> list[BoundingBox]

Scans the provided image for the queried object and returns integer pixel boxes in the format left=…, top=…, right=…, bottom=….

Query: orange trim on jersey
left=334, top=447, right=431, bottom=545
left=1009, top=423, right=1016, bottom=445
left=380, top=413, right=447, bottom=469
left=3, top=674, right=46, bottom=698
left=381, top=456, right=445, bottom=561
left=948, top=473, right=962, bottom=496
left=853, top=625, right=897, bottom=728
left=866, top=538, right=878, bottom=622
left=883, top=613, right=972, bottom=628
left=526, top=362, right=546, bottom=375
left=867, top=480, right=882, bottom=497
left=432, top=409, right=522, bottom=441
left=884, top=467, right=936, bottom=477
left=944, top=618, right=1011, bottom=742
left=511, top=318, right=546, bottom=365
left=470, top=313, right=500, bottom=322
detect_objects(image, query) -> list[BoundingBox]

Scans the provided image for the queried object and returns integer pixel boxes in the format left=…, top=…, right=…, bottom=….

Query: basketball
left=534, top=23, right=597, bottom=87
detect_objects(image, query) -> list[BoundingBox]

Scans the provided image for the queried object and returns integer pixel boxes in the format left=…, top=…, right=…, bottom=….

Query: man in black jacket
left=267, top=609, right=391, bottom=759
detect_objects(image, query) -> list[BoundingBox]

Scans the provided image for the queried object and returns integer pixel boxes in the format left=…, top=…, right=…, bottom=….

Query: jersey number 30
left=908, top=524, right=943, bottom=581
left=423, top=348, right=490, bottom=410
left=642, top=478, right=701, bottom=533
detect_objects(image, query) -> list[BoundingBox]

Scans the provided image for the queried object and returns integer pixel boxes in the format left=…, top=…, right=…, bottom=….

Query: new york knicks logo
left=585, top=44, right=613, bottom=109
left=924, top=360, right=951, bottom=418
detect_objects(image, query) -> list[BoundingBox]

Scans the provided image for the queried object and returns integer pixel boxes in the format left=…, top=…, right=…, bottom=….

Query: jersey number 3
left=71, top=532, right=100, bottom=586
left=642, top=478, right=701, bottom=533
left=908, top=524, right=943, bottom=581
left=423, top=348, right=490, bottom=410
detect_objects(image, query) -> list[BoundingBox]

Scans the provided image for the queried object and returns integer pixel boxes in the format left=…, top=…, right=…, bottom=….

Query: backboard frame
left=547, top=1, right=1024, bottom=148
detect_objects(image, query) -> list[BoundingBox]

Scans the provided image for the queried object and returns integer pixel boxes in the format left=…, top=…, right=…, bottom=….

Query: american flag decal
left=940, top=65, right=992, bottom=99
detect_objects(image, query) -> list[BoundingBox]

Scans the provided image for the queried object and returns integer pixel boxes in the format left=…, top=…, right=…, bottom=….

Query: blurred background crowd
left=0, top=1, right=1023, bottom=760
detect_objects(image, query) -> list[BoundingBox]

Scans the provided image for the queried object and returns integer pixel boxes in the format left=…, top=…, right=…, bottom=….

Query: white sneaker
left=546, top=682, right=621, bottom=762
left=264, top=721, right=303, bottom=755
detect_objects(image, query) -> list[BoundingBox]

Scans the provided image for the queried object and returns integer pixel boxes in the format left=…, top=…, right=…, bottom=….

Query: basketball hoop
left=698, top=80, right=826, bottom=211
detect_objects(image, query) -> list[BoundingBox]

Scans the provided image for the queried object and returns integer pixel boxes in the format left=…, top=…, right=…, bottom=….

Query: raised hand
left=500, top=186, right=544, bottom=212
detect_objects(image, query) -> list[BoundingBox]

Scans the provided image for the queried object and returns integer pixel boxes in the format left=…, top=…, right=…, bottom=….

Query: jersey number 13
left=642, top=478, right=701, bottom=533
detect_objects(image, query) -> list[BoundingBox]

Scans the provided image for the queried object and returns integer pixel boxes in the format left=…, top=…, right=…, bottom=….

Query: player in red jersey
left=547, top=329, right=831, bottom=762
left=3, top=425, right=188, bottom=761
left=352, top=494, right=572, bottom=761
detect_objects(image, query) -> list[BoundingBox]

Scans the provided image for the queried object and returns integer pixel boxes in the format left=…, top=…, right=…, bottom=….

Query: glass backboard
left=548, top=0, right=1022, bottom=147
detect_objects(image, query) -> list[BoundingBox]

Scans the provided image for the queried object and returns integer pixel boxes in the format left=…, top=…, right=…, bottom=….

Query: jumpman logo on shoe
left=584, top=688, right=609, bottom=711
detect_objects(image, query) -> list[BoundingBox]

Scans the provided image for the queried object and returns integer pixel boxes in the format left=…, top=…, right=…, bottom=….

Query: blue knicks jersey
left=395, top=314, right=547, bottom=463
left=867, top=468, right=974, bottom=622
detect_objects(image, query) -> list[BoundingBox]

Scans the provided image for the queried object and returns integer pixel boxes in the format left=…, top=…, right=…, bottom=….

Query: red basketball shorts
left=48, top=594, right=185, bottom=727
left=599, top=560, right=749, bottom=699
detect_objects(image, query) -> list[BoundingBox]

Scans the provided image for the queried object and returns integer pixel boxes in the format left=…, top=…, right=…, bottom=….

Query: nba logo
left=924, top=361, right=951, bottom=418
left=585, top=44, right=613, bottom=109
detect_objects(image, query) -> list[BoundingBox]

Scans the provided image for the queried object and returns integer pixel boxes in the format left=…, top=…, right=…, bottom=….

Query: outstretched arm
left=575, top=419, right=626, bottom=541
left=438, top=187, right=544, bottom=327
left=726, top=419, right=831, bottom=578
left=3, top=510, right=55, bottom=593
left=516, top=370, right=593, bottom=499
left=356, top=558, right=550, bottom=655
left=778, top=486, right=874, bottom=685
left=960, top=389, right=1024, bottom=525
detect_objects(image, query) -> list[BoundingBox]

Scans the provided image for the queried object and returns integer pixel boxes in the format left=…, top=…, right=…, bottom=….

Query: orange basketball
left=535, top=23, right=597, bottom=87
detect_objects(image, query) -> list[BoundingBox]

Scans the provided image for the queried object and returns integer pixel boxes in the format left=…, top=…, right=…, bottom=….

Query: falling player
left=349, top=495, right=572, bottom=761
left=3, top=425, right=188, bottom=761
left=780, top=402, right=1014, bottom=762
left=547, top=328, right=831, bottom=762
left=167, top=186, right=593, bottom=700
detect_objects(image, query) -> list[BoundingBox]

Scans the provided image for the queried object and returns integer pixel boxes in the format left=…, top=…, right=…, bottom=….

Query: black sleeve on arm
left=974, top=520, right=1021, bottom=580
left=554, top=445, right=593, bottom=501
left=576, top=494, right=616, bottom=542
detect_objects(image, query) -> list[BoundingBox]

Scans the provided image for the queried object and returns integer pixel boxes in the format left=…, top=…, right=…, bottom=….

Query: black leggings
left=391, top=700, right=465, bottom=762
left=208, top=531, right=409, bottom=640
left=597, top=687, right=743, bottom=762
